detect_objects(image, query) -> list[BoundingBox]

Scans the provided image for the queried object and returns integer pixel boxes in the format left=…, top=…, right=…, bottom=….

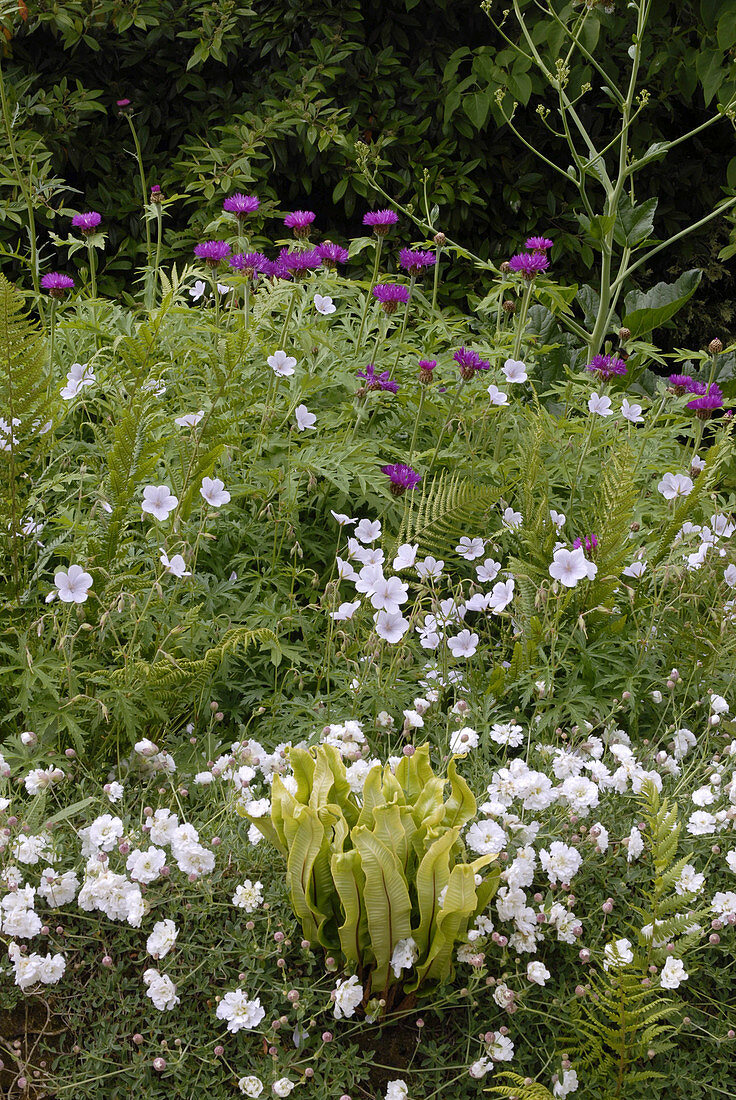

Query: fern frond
left=584, top=443, right=639, bottom=609
left=396, top=471, right=502, bottom=560
left=484, top=1071, right=554, bottom=1099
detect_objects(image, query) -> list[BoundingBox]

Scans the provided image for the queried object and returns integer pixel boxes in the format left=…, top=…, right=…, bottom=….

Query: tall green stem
left=431, top=244, right=442, bottom=313
left=429, top=378, right=466, bottom=470
left=356, top=236, right=383, bottom=355
left=389, top=276, right=413, bottom=380
left=124, top=114, right=152, bottom=265
left=408, top=386, right=426, bottom=463
left=152, top=205, right=163, bottom=305
left=511, top=281, right=533, bottom=360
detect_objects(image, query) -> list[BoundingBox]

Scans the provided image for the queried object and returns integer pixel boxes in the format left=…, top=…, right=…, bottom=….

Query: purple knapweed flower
left=508, top=252, right=549, bottom=278
left=381, top=463, right=421, bottom=495
left=573, top=533, right=599, bottom=554
left=229, top=252, right=269, bottom=277
left=667, top=373, right=695, bottom=394
left=358, top=364, right=399, bottom=394
left=586, top=354, right=627, bottom=380
left=280, top=247, right=323, bottom=275
left=687, top=384, right=724, bottom=419
left=453, top=347, right=490, bottom=380
left=418, top=358, right=437, bottom=384
left=194, top=240, right=231, bottom=266
left=319, top=242, right=349, bottom=267
left=116, top=98, right=131, bottom=107
left=150, top=185, right=163, bottom=204
left=72, top=212, right=102, bottom=236
left=399, top=248, right=436, bottom=275
left=223, top=194, right=260, bottom=218
left=373, top=283, right=410, bottom=314
left=363, top=209, right=399, bottom=236
left=41, top=273, right=75, bottom=298
left=525, top=236, right=553, bottom=252
left=261, top=256, right=292, bottom=281
left=284, top=210, right=316, bottom=238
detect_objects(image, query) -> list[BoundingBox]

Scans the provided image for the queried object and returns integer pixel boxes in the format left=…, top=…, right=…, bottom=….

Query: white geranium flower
left=267, top=350, right=297, bottom=377
left=415, top=555, right=444, bottom=580
left=588, top=392, right=612, bottom=416
left=355, top=518, right=381, bottom=543
left=657, top=472, right=693, bottom=500
left=142, top=485, right=178, bottom=521
left=502, top=507, right=523, bottom=530
left=502, top=358, right=527, bottom=383
left=621, top=397, right=644, bottom=423
left=374, top=610, right=410, bottom=643
left=314, top=293, right=336, bottom=314
left=188, top=280, right=207, bottom=301
left=294, top=404, right=316, bottom=431
left=159, top=549, right=191, bottom=578
left=330, top=511, right=356, bottom=526
left=393, top=543, right=418, bottom=570
left=448, top=629, right=479, bottom=658
left=487, top=383, right=509, bottom=405
left=550, top=509, right=566, bottom=529
left=54, top=564, right=93, bottom=604
left=622, top=559, right=647, bottom=579
left=549, top=547, right=589, bottom=588
left=200, top=477, right=231, bottom=508
left=476, top=558, right=501, bottom=582
left=175, top=411, right=204, bottom=427
left=330, top=601, right=361, bottom=621
left=456, top=536, right=485, bottom=560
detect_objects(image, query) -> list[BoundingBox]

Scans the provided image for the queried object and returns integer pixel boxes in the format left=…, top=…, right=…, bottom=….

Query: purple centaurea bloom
left=668, top=373, right=695, bottom=394
left=586, top=354, right=627, bottom=380
left=150, top=185, right=163, bottom=204
left=381, top=463, right=421, bottom=495
left=399, top=248, right=436, bottom=275
left=116, top=98, right=131, bottom=107
left=72, top=212, right=102, bottom=236
left=223, top=194, right=260, bottom=218
left=373, top=283, right=410, bottom=314
left=41, top=272, right=75, bottom=298
left=687, top=392, right=724, bottom=418
left=318, top=242, right=349, bottom=267
left=508, top=252, right=549, bottom=278
left=453, top=347, right=490, bottom=380
left=418, top=358, right=437, bottom=384
left=194, top=240, right=231, bottom=267
left=229, top=252, right=270, bottom=278
left=280, top=247, right=323, bottom=275
left=358, top=364, right=399, bottom=394
left=363, top=209, right=399, bottom=236
left=525, top=236, right=553, bottom=252
left=573, top=533, right=599, bottom=554
left=284, top=210, right=316, bottom=238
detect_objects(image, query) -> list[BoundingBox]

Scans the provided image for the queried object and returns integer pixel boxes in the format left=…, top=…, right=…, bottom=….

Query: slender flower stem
left=210, top=269, right=220, bottom=327
left=124, top=114, right=152, bottom=265
left=356, top=235, right=383, bottom=354
left=152, top=205, right=163, bottom=303
left=280, top=284, right=299, bottom=346
left=48, top=300, right=57, bottom=374
left=431, top=245, right=442, bottom=314
left=429, top=378, right=466, bottom=469
left=389, top=276, right=414, bottom=380
left=408, top=386, right=426, bottom=463
left=511, top=280, right=533, bottom=360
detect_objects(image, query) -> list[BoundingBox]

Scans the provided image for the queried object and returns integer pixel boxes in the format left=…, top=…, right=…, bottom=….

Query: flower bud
left=709, top=338, right=723, bottom=355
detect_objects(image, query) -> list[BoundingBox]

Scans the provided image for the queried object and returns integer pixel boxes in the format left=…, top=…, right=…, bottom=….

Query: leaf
left=331, top=849, right=369, bottom=965
left=412, top=827, right=459, bottom=958
left=352, top=826, right=412, bottom=993
left=442, top=759, right=477, bottom=830
left=285, top=805, right=326, bottom=945
left=463, top=89, right=493, bottom=130
left=622, top=269, right=702, bottom=338
left=614, top=196, right=658, bottom=248
left=411, top=863, right=477, bottom=987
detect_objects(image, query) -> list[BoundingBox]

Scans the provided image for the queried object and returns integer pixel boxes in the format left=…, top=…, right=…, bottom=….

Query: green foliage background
left=1, top=0, right=735, bottom=340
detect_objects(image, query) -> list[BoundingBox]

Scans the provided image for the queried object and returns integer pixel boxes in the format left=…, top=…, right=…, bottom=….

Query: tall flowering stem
left=429, top=379, right=466, bottom=470
left=511, top=280, right=533, bottom=361
left=389, top=275, right=414, bottom=380
left=356, top=236, right=383, bottom=354
left=123, top=112, right=153, bottom=266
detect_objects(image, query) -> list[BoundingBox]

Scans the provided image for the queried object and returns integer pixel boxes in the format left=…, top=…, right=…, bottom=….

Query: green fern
left=396, top=470, right=503, bottom=560
left=105, top=626, right=279, bottom=697
left=485, top=1071, right=555, bottom=1098
left=584, top=442, right=640, bottom=609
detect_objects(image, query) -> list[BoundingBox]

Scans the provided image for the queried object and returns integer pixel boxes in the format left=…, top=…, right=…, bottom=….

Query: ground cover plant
left=2, top=0, right=736, bottom=1098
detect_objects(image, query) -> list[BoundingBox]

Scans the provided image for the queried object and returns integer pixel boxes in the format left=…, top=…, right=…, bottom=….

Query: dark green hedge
left=2, top=0, right=735, bottom=340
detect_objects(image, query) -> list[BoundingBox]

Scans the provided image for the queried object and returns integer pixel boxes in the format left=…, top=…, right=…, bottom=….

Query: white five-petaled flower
left=456, top=536, right=485, bottom=560
left=175, top=410, right=204, bottom=428
left=355, top=518, right=381, bottom=543
left=487, top=383, right=509, bottom=405
left=60, top=362, right=96, bottom=400
left=142, top=485, right=178, bottom=521
left=267, top=350, right=297, bottom=377
left=657, top=472, right=694, bottom=500
left=159, top=549, right=191, bottom=578
left=621, top=397, right=644, bottom=423
left=502, top=358, right=527, bottom=383
left=622, top=559, right=646, bottom=579
left=588, top=392, right=612, bottom=417
left=374, top=610, right=410, bottom=643
left=393, top=543, right=418, bottom=570
left=330, top=601, right=361, bottom=621
left=502, top=507, right=523, bottom=530
left=314, top=294, right=336, bottom=315
left=331, top=510, right=356, bottom=526
left=550, top=509, right=566, bottom=529
left=294, top=404, right=316, bottom=431
left=200, top=477, right=231, bottom=508
left=54, top=564, right=93, bottom=604
left=549, top=546, right=594, bottom=588
left=447, top=629, right=479, bottom=658
left=188, top=280, right=207, bottom=301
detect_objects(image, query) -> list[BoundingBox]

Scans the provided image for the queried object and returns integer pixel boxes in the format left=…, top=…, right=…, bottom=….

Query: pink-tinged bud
left=575, top=984, right=585, bottom=997
left=497, top=935, right=508, bottom=947
left=215, top=712, right=224, bottom=722
left=579, top=949, right=591, bottom=962
left=143, top=806, right=153, bottom=817
left=710, top=933, right=721, bottom=945
left=187, top=873, right=197, bottom=883
left=246, top=921, right=255, bottom=931
left=602, top=900, right=613, bottom=913
left=322, top=1032, right=333, bottom=1042
left=287, top=989, right=300, bottom=1003
left=214, top=1045, right=224, bottom=1056
left=402, top=744, right=415, bottom=757
left=622, top=691, right=631, bottom=701
left=268, top=1046, right=278, bottom=1057
left=212, top=836, right=221, bottom=846
left=648, top=965, right=657, bottom=974
left=416, top=1018, right=424, bottom=1028
left=56, top=926, right=64, bottom=935
left=340, top=1095, right=352, bottom=1100
left=683, top=1017, right=691, bottom=1025
left=118, top=841, right=130, bottom=855
left=274, top=931, right=285, bottom=943
left=277, top=958, right=286, bottom=968
left=712, top=845, right=721, bottom=854
left=305, top=1068, right=314, bottom=1078
left=728, top=1030, right=735, bottom=1039
left=641, top=977, right=652, bottom=987
left=712, top=919, right=723, bottom=930
left=153, top=1057, right=166, bottom=1071
left=160, top=866, right=170, bottom=877
left=65, top=748, right=76, bottom=758
left=210, top=700, right=219, bottom=711
left=301, top=939, right=311, bottom=949
left=7, top=816, right=18, bottom=827
left=17, top=1078, right=27, bottom=1089
left=102, top=956, right=113, bottom=967
left=499, top=1026, right=509, bottom=1036
left=536, top=912, right=546, bottom=924
left=41, top=925, right=49, bottom=936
